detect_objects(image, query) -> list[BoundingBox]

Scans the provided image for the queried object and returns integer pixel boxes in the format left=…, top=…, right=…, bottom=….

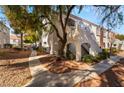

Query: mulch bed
left=0, top=48, right=32, bottom=87
left=74, top=58, right=124, bottom=87
left=0, top=48, right=31, bottom=60
left=38, top=51, right=124, bottom=87
left=39, top=56, right=91, bottom=74
left=37, top=51, right=48, bottom=56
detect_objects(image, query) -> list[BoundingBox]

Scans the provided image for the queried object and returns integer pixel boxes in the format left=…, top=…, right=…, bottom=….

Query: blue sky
left=0, top=6, right=124, bottom=35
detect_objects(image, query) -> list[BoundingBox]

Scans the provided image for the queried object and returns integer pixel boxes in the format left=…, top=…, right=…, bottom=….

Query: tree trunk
left=20, top=33, right=23, bottom=49
left=39, top=42, right=42, bottom=49
left=39, top=38, right=42, bottom=48
left=58, top=40, right=66, bottom=58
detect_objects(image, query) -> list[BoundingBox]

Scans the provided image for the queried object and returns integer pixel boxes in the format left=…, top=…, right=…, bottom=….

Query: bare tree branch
left=101, top=6, right=121, bottom=24
left=46, top=16, right=63, bottom=42
left=59, top=5, right=64, bottom=31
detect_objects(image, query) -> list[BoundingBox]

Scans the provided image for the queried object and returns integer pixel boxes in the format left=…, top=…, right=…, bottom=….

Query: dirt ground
left=0, top=48, right=32, bottom=87
left=1, top=49, right=124, bottom=87
left=100, top=58, right=124, bottom=87
left=39, top=56, right=91, bottom=74
left=74, top=51, right=124, bottom=87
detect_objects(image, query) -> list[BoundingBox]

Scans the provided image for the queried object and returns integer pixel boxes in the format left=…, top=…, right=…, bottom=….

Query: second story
left=67, top=14, right=116, bottom=48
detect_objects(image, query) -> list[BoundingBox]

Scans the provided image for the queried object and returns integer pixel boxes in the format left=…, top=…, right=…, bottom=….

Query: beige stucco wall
left=41, top=15, right=117, bottom=61
left=41, top=15, right=102, bottom=61
left=0, top=23, right=10, bottom=48
left=0, top=31, right=10, bottom=48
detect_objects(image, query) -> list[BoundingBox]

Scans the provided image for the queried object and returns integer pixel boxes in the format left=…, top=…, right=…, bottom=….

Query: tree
left=3, top=5, right=124, bottom=58
left=24, top=29, right=39, bottom=45
left=3, top=6, right=29, bottom=49
left=116, top=34, right=124, bottom=41
left=93, top=5, right=124, bottom=55
left=3, top=5, right=48, bottom=49
left=28, top=5, right=82, bottom=57
left=115, top=34, right=124, bottom=50
left=31, top=5, right=124, bottom=58
left=94, top=5, right=123, bottom=30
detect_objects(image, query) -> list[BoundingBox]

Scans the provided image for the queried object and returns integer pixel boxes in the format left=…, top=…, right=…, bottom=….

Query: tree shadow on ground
left=26, top=68, right=97, bottom=87
left=0, top=61, right=30, bottom=71
left=0, top=49, right=31, bottom=60
left=100, top=60, right=124, bottom=87
left=100, top=69, right=122, bottom=87
left=39, top=56, right=56, bottom=64
left=9, top=61, right=29, bottom=67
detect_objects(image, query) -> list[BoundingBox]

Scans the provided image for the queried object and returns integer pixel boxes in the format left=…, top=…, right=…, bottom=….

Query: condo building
left=0, top=22, right=10, bottom=48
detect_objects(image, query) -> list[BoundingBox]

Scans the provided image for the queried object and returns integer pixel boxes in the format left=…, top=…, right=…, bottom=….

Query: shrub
left=82, top=50, right=110, bottom=63
left=104, top=48, right=118, bottom=54
left=66, top=50, right=75, bottom=60
left=104, top=48, right=110, bottom=52
left=82, top=54, right=95, bottom=63
left=95, top=49, right=110, bottom=61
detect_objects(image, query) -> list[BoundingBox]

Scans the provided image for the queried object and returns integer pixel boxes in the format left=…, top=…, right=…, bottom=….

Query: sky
left=0, top=6, right=124, bottom=35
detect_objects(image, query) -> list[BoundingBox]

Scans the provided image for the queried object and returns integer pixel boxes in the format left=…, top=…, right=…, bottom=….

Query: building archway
left=66, top=43, right=76, bottom=59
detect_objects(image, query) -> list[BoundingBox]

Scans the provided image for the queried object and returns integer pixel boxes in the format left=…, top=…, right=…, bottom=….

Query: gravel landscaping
left=0, top=49, right=32, bottom=87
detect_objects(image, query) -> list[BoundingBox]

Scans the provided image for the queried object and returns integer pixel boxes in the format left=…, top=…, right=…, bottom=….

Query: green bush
left=95, top=49, right=110, bottom=61
left=82, top=54, right=95, bottom=63
left=82, top=50, right=110, bottom=63
left=66, top=50, right=75, bottom=60
left=104, top=48, right=110, bottom=52
left=104, top=48, right=118, bottom=54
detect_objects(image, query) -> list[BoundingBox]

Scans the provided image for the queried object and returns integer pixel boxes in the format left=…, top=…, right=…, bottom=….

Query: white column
left=49, top=38, right=54, bottom=54
left=75, top=41, right=81, bottom=61
left=89, top=47, right=96, bottom=56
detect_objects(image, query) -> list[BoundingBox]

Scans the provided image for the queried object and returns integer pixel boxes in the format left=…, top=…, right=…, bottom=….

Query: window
left=44, top=42, right=46, bottom=44
left=79, top=22, right=85, bottom=28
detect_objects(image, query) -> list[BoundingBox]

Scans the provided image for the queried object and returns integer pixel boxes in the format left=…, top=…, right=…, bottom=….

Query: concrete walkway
left=24, top=50, right=121, bottom=87
left=91, top=56, right=120, bottom=74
